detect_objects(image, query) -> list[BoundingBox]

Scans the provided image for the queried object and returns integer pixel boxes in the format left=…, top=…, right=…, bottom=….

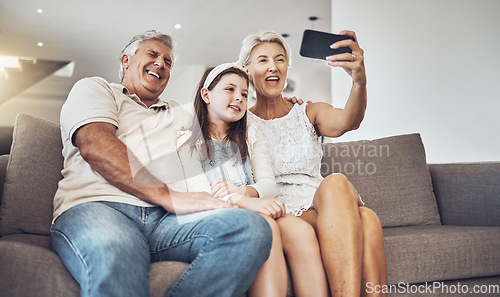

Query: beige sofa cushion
left=0, top=113, right=63, bottom=236
left=321, top=133, right=441, bottom=227
left=0, top=115, right=440, bottom=233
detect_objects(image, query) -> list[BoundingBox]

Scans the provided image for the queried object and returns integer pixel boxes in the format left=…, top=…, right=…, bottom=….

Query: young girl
left=186, top=62, right=329, bottom=297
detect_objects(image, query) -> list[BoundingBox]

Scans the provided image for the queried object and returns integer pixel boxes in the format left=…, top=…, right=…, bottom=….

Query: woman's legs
left=248, top=215, right=288, bottom=297
left=300, top=173, right=387, bottom=297
left=359, top=207, right=388, bottom=297
left=277, top=214, right=329, bottom=297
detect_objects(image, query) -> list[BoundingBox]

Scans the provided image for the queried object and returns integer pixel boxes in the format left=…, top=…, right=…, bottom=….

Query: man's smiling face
left=121, top=39, right=173, bottom=104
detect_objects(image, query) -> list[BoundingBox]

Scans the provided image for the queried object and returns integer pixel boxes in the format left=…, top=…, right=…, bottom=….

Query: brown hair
left=190, top=66, right=250, bottom=162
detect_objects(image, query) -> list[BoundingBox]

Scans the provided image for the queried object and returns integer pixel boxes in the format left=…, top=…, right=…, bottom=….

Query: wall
left=0, top=95, right=64, bottom=126
left=0, top=64, right=209, bottom=126
left=161, top=64, right=207, bottom=105
left=330, top=0, right=500, bottom=163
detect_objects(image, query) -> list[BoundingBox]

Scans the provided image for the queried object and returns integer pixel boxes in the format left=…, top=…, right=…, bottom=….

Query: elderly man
left=50, top=30, right=272, bottom=297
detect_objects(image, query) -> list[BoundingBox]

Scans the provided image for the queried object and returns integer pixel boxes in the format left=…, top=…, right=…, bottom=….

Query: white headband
left=203, top=62, right=244, bottom=90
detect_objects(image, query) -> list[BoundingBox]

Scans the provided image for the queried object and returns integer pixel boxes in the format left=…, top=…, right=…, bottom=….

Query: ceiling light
left=37, top=42, right=44, bottom=47
left=37, top=8, right=43, bottom=14
left=174, top=24, right=181, bottom=30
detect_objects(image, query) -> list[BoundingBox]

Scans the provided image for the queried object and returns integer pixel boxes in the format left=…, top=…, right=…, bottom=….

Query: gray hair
left=238, top=31, right=292, bottom=67
left=119, top=30, right=176, bottom=82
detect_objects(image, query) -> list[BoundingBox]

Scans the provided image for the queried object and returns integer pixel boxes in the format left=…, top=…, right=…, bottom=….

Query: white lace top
left=247, top=103, right=324, bottom=216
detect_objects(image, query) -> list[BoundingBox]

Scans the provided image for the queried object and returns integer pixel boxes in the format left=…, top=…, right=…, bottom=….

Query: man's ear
left=201, top=88, right=210, bottom=104
left=121, top=54, right=130, bottom=70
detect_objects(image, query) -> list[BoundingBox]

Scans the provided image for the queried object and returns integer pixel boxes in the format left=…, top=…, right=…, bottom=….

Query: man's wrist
left=136, top=184, right=172, bottom=209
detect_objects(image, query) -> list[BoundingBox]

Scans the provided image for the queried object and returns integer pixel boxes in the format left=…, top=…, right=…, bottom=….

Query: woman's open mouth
left=265, top=76, right=280, bottom=85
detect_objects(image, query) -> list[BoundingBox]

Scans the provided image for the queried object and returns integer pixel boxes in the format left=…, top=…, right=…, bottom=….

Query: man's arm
left=74, top=122, right=231, bottom=214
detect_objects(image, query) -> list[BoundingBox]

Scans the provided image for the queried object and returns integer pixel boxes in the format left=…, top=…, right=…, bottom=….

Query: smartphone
left=299, top=29, right=355, bottom=60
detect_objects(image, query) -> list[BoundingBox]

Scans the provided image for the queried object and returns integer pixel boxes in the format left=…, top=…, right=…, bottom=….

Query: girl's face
left=203, top=73, right=249, bottom=126
left=246, top=42, right=288, bottom=99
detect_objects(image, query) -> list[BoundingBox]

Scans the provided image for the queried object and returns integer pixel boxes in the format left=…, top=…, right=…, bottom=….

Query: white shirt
left=53, top=77, right=193, bottom=222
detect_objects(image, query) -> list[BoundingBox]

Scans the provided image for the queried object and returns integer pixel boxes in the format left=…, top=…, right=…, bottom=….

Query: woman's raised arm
left=307, top=30, right=367, bottom=138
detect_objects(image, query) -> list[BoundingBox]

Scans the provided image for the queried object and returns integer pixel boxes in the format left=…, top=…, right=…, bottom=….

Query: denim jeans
left=50, top=201, right=272, bottom=297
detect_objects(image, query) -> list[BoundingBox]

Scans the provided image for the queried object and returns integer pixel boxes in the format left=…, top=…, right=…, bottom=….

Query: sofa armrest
left=0, top=155, right=9, bottom=207
left=429, top=162, right=500, bottom=227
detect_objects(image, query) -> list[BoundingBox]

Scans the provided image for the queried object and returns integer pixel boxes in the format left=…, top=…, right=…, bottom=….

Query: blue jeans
left=50, top=202, right=272, bottom=297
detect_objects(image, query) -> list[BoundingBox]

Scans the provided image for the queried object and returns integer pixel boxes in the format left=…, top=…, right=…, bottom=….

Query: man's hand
left=164, top=189, right=233, bottom=214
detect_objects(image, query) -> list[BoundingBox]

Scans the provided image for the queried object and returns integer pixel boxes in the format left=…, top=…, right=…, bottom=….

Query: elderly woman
left=239, top=31, right=388, bottom=297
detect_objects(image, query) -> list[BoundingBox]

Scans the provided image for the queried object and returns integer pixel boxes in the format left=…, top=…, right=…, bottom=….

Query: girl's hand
left=326, top=30, right=366, bottom=86
left=237, top=197, right=286, bottom=219
left=210, top=178, right=245, bottom=198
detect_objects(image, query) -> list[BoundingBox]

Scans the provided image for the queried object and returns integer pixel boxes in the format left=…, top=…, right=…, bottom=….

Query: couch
left=1, top=113, right=499, bottom=297
left=0, top=126, right=13, bottom=156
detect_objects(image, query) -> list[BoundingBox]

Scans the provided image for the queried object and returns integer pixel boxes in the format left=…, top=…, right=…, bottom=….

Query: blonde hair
left=238, top=31, right=292, bottom=67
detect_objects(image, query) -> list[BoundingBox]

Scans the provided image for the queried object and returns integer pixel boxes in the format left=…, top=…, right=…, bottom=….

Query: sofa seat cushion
left=0, top=236, right=189, bottom=297
left=0, top=239, right=80, bottom=297
left=0, top=113, right=63, bottom=236
left=321, top=133, right=441, bottom=227
left=149, top=261, right=190, bottom=297
left=1, top=233, right=51, bottom=248
left=384, top=225, right=500, bottom=285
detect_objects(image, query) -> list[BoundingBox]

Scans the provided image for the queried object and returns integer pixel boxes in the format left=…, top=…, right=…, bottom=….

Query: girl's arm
left=228, top=194, right=286, bottom=219
left=247, top=128, right=277, bottom=197
left=210, top=128, right=277, bottom=198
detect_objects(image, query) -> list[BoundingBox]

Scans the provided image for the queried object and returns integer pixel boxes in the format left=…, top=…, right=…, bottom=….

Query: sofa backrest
left=320, top=134, right=441, bottom=228
left=0, top=155, right=9, bottom=208
left=0, top=114, right=441, bottom=236
left=0, top=126, right=14, bottom=155
left=0, top=113, right=63, bottom=236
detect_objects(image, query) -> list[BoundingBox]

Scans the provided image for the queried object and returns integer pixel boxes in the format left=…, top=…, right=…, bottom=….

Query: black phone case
left=299, top=29, right=355, bottom=60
